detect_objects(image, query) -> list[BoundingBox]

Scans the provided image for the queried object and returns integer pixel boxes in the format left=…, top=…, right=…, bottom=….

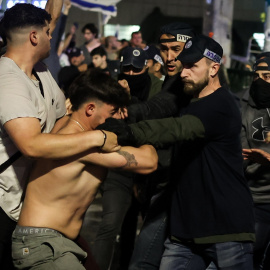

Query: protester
left=104, top=35, right=121, bottom=60
left=90, top=45, right=121, bottom=79
left=11, top=69, right=158, bottom=270
left=80, top=23, right=101, bottom=65
left=58, top=47, right=87, bottom=95
left=241, top=56, right=270, bottom=269
left=130, top=31, right=144, bottom=48
left=0, top=3, right=120, bottom=269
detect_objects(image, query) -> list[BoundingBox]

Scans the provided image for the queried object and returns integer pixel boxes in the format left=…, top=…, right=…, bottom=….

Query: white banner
left=71, top=0, right=121, bottom=17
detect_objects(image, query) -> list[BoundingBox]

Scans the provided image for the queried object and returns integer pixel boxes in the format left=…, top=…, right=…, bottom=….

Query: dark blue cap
left=159, top=22, right=196, bottom=43
left=120, top=47, right=147, bottom=69
left=253, top=57, right=270, bottom=71
left=177, top=34, right=223, bottom=64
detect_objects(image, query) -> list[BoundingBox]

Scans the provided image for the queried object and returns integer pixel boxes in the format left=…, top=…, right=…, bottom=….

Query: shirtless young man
left=11, top=70, right=158, bottom=270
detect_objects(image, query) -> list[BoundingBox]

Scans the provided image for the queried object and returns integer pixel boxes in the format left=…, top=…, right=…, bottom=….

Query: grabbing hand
left=118, top=79, right=130, bottom=94
left=97, top=118, right=137, bottom=146
left=242, top=148, right=270, bottom=166
left=112, top=107, right=128, bottom=119
left=99, top=130, right=121, bottom=152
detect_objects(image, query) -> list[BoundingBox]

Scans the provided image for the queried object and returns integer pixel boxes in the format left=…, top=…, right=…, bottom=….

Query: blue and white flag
left=71, top=0, right=121, bottom=17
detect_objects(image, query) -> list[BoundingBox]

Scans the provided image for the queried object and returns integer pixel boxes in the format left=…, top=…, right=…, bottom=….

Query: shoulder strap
left=0, top=151, right=22, bottom=174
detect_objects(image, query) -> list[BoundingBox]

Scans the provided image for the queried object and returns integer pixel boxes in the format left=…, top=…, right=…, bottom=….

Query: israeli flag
left=71, top=0, right=121, bottom=17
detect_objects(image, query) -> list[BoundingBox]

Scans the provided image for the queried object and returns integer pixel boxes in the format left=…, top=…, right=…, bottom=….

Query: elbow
left=140, top=156, right=158, bottom=175
left=19, top=145, right=41, bottom=159
left=150, top=156, right=159, bottom=173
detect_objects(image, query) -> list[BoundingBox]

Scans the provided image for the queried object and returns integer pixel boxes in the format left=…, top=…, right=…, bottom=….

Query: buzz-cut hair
left=0, top=3, right=51, bottom=44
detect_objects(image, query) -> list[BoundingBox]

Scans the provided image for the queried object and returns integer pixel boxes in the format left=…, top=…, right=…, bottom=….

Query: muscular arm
left=4, top=117, right=120, bottom=159
left=80, top=145, right=158, bottom=174
left=45, top=0, right=63, bottom=35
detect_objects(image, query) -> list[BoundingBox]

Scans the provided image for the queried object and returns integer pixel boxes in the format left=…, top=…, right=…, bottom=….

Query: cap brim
left=121, top=59, right=145, bottom=69
left=177, top=48, right=203, bottom=64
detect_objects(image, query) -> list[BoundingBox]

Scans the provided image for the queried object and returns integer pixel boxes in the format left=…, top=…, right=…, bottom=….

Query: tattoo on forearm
left=117, top=150, right=138, bottom=168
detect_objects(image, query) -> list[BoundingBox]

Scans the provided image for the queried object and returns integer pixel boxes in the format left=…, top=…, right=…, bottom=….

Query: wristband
left=99, top=130, right=107, bottom=149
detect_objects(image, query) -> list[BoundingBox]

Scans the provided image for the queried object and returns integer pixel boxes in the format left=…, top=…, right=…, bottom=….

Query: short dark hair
left=0, top=3, right=51, bottom=44
left=90, top=46, right=107, bottom=57
left=81, top=23, right=99, bottom=38
left=68, top=69, right=130, bottom=111
left=131, top=31, right=141, bottom=38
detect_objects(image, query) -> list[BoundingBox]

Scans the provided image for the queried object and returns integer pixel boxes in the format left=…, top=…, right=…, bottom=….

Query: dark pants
left=92, top=171, right=133, bottom=270
left=253, top=204, right=270, bottom=269
left=254, top=221, right=270, bottom=270
left=261, top=241, right=270, bottom=269
left=160, top=238, right=254, bottom=270
left=128, top=189, right=170, bottom=270
left=0, top=207, right=16, bottom=270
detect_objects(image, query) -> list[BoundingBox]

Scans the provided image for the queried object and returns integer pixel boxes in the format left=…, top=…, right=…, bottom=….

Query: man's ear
left=30, top=30, right=38, bottom=46
left=210, top=63, right=220, bottom=77
left=85, top=103, right=96, bottom=116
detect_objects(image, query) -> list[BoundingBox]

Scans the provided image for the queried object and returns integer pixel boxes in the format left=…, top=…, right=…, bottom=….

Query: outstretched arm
left=4, top=117, right=120, bottom=159
left=80, top=145, right=158, bottom=174
left=45, top=0, right=63, bottom=35
left=242, top=148, right=270, bottom=166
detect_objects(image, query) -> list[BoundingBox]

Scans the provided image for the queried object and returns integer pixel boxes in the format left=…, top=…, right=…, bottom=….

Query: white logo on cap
left=133, top=50, right=140, bottom=57
left=154, top=55, right=164, bottom=65
left=176, top=34, right=191, bottom=43
left=203, top=49, right=221, bottom=64
left=185, top=40, right=192, bottom=49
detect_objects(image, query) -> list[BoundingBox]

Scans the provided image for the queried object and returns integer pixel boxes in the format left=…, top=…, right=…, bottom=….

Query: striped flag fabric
left=71, top=0, right=121, bottom=17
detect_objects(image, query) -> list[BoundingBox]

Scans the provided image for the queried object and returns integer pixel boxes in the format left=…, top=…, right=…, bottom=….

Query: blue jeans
left=253, top=220, right=270, bottom=269
left=128, top=189, right=170, bottom=270
left=160, top=238, right=253, bottom=270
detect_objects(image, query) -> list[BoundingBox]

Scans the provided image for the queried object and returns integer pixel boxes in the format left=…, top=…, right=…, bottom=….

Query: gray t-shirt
left=0, top=56, right=66, bottom=221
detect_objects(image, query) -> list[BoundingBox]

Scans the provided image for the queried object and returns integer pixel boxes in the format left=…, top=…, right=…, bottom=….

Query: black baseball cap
left=177, top=34, right=223, bottom=64
left=253, top=57, right=270, bottom=71
left=256, top=51, right=270, bottom=60
left=159, top=22, right=196, bottom=43
left=120, top=46, right=147, bottom=69
left=67, top=47, right=82, bottom=58
left=145, top=45, right=163, bottom=65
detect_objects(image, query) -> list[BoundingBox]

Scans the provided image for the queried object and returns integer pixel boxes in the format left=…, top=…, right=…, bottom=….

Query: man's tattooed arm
left=116, top=150, right=138, bottom=168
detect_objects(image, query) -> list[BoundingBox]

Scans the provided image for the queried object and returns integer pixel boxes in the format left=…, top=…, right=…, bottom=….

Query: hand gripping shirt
left=0, top=57, right=66, bottom=221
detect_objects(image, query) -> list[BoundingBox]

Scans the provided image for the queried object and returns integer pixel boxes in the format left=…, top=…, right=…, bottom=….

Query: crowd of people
left=0, top=1, right=270, bottom=270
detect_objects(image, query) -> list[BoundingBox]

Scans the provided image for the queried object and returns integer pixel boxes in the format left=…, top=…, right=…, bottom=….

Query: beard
left=183, top=75, right=209, bottom=97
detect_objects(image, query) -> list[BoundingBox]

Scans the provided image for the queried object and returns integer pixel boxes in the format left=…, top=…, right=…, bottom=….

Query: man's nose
left=167, top=50, right=176, bottom=61
left=180, top=68, right=188, bottom=78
